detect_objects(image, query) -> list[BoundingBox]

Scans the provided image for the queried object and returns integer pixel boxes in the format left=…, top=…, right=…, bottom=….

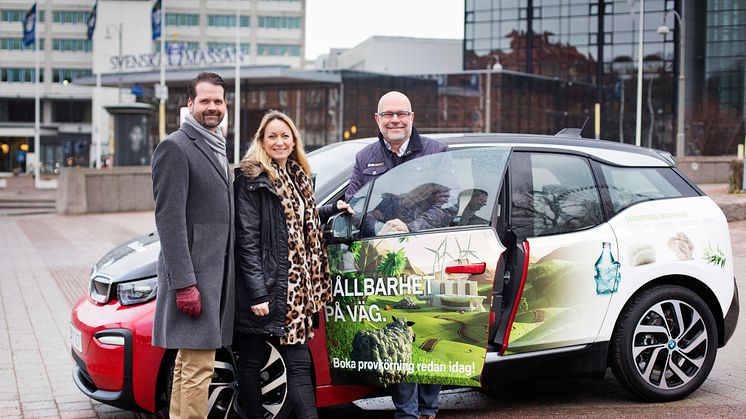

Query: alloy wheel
left=631, top=299, right=709, bottom=390
left=259, top=341, right=288, bottom=418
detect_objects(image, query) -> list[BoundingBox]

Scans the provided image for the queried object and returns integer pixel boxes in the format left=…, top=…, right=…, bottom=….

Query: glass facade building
left=464, top=0, right=746, bottom=155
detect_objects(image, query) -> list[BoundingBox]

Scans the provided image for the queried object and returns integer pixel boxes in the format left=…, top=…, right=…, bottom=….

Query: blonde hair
left=240, top=110, right=311, bottom=182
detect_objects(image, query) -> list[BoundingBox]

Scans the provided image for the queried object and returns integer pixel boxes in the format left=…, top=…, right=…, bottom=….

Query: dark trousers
left=237, top=333, right=318, bottom=419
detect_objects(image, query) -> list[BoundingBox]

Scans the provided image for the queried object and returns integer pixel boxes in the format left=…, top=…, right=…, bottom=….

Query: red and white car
left=71, top=133, right=739, bottom=417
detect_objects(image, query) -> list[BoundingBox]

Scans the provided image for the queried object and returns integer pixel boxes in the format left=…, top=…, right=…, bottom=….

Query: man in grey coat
left=151, top=72, right=235, bottom=419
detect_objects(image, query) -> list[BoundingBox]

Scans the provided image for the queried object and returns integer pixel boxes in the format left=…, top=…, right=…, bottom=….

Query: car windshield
left=307, top=140, right=368, bottom=193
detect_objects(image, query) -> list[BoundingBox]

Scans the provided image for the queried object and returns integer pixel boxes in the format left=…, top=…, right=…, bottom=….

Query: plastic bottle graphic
left=594, top=242, right=621, bottom=294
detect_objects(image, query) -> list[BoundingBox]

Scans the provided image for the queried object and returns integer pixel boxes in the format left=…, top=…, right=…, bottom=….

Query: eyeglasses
left=377, top=111, right=412, bottom=120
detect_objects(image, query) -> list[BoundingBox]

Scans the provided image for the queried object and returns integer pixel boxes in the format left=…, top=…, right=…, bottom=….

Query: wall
left=676, top=155, right=736, bottom=184
left=56, top=166, right=153, bottom=214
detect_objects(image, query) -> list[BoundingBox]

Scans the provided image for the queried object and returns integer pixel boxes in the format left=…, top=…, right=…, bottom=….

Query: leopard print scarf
left=272, top=159, right=331, bottom=344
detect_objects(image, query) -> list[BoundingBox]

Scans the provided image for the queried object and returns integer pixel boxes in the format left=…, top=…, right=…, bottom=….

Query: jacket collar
left=180, top=123, right=229, bottom=186
left=377, top=126, right=423, bottom=156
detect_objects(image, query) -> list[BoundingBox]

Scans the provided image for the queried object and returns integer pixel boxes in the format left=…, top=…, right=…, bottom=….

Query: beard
left=382, top=124, right=410, bottom=142
left=194, top=110, right=223, bottom=129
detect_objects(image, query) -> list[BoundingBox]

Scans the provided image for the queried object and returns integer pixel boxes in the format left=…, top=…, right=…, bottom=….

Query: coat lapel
left=181, top=124, right=229, bottom=187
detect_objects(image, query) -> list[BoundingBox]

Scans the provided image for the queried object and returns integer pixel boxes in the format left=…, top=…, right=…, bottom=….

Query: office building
left=463, top=0, right=746, bottom=155
left=0, top=0, right=305, bottom=174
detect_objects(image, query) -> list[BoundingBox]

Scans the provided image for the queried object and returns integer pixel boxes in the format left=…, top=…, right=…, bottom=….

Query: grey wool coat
left=151, top=123, right=235, bottom=349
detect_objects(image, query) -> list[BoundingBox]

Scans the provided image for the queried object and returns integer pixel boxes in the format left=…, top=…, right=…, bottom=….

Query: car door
left=324, top=147, right=511, bottom=388
left=493, top=150, right=619, bottom=355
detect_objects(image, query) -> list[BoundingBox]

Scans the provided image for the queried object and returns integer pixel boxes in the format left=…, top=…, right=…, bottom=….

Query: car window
left=510, top=152, right=604, bottom=238
left=600, top=165, right=698, bottom=214
left=308, top=141, right=367, bottom=195
left=350, top=147, right=511, bottom=238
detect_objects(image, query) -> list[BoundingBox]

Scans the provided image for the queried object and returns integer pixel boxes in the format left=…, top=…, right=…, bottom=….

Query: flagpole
left=234, top=0, right=241, bottom=165
left=33, top=7, right=41, bottom=188
left=95, top=72, right=102, bottom=168
left=634, top=0, right=645, bottom=147
left=159, top=0, right=166, bottom=140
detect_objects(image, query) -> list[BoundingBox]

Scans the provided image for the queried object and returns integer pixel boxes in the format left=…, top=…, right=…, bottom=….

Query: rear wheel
left=610, top=285, right=718, bottom=401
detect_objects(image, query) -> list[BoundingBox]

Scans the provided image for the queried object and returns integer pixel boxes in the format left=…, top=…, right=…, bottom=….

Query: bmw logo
left=667, top=340, right=677, bottom=350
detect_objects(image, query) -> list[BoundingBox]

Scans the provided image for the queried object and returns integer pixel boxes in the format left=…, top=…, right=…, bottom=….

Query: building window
left=165, top=13, right=199, bottom=27
left=155, top=41, right=200, bottom=53
left=258, top=16, right=301, bottom=29
left=52, top=68, right=92, bottom=83
left=53, top=11, right=88, bottom=24
left=257, top=44, right=300, bottom=56
left=208, top=15, right=234, bottom=27
left=2, top=9, right=43, bottom=22
left=207, top=42, right=250, bottom=54
left=207, top=14, right=249, bottom=27
left=1, top=38, right=45, bottom=51
left=0, top=67, right=44, bottom=83
left=53, top=100, right=91, bottom=123
left=52, top=38, right=92, bottom=52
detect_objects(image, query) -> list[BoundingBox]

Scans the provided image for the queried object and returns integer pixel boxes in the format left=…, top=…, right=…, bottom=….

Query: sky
left=305, top=0, right=465, bottom=61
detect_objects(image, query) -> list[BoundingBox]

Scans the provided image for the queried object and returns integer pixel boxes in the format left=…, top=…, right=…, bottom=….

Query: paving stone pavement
left=0, top=213, right=155, bottom=419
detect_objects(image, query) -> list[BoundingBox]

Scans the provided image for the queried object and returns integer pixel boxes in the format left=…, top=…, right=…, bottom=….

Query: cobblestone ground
left=0, top=213, right=744, bottom=418
left=0, top=213, right=155, bottom=419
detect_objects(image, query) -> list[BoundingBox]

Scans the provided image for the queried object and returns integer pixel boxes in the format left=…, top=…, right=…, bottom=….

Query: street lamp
left=105, top=23, right=123, bottom=103
left=658, top=8, right=685, bottom=157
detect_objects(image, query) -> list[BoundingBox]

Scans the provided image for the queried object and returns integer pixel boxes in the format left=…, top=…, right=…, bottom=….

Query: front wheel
left=610, top=285, right=718, bottom=402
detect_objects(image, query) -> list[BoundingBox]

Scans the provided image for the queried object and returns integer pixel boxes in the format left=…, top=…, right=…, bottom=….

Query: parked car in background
left=71, top=133, right=739, bottom=417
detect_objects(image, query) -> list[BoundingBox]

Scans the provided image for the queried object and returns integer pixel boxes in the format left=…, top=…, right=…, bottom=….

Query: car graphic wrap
left=325, top=229, right=503, bottom=387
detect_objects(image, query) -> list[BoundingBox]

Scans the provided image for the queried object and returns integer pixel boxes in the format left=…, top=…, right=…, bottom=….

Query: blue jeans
left=391, top=383, right=441, bottom=419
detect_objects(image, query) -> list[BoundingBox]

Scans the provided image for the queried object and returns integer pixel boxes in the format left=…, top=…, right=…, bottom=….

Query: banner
left=22, top=3, right=36, bottom=47
left=325, top=229, right=503, bottom=387
left=86, top=0, right=97, bottom=41
left=151, top=0, right=162, bottom=41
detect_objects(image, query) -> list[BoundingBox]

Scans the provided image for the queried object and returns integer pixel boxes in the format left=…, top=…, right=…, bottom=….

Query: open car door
left=323, top=146, right=512, bottom=387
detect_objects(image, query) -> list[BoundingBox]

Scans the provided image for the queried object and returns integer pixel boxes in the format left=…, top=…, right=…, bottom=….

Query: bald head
left=377, top=91, right=412, bottom=113
left=375, top=91, right=415, bottom=146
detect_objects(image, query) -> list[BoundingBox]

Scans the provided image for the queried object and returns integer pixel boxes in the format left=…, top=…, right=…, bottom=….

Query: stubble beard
left=194, top=111, right=222, bottom=130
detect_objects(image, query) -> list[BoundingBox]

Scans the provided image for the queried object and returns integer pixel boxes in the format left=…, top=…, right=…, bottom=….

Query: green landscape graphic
left=325, top=230, right=501, bottom=387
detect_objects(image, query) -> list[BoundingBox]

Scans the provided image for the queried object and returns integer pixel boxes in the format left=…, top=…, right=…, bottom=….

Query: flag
left=86, top=0, right=97, bottom=41
left=151, top=0, right=162, bottom=41
left=22, top=3, right=36, bottom=47
left=628, top=0, right=636, bottom=16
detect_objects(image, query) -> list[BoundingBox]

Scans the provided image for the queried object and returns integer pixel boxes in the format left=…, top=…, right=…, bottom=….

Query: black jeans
left=237, top=333, right=318, bottom=419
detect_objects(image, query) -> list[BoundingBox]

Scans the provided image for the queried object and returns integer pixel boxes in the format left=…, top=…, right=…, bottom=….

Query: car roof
left=342, top=133, right=672, bottom=167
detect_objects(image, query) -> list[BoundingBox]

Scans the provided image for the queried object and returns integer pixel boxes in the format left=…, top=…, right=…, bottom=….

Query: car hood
left=94, top=232, right=160, bottom=283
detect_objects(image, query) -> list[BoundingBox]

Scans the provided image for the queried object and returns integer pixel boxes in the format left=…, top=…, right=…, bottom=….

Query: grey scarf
left=184, top=113, right=228, bottom=177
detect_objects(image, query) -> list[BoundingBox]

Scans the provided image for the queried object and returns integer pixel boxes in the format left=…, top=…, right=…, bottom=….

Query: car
left=70, top=132, right=739, bottom=417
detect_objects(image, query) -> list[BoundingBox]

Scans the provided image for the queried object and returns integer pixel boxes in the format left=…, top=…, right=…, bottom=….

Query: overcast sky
left=305, top=0, right=465, bottom=61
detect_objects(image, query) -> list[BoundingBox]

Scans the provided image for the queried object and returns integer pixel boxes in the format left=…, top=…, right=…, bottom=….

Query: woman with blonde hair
left=233, top=110, right=331, bottom=418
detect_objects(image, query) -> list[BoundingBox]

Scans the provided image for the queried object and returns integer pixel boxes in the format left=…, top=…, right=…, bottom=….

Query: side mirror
left=323, top=212, right=355, bottom=243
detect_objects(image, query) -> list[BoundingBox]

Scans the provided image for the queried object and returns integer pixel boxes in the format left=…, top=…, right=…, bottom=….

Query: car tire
left=610, top=285, right=718, bottom=402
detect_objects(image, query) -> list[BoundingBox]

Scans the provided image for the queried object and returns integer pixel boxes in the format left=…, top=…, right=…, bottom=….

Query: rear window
left=600, top=165, right=699, bottom=214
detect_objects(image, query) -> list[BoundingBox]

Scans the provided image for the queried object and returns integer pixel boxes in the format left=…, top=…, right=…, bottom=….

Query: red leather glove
left=175, top=285, right=201, bottom=319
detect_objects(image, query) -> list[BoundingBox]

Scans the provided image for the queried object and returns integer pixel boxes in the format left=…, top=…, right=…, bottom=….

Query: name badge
left=366, top=162, right=384, bottom=168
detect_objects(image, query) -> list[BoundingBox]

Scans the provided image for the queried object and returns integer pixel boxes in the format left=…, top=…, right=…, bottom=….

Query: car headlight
left=117, top=277, right=158, bottom=306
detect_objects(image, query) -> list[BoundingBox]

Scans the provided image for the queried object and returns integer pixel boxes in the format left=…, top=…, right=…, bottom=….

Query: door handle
left=444, top=262, right=486, bottom=274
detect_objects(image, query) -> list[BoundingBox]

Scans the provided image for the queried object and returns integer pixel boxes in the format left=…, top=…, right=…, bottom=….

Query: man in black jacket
left=340, top=91, right=444, bottom=419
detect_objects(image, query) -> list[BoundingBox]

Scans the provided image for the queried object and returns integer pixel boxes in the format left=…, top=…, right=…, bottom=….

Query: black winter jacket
left=233, top=166, right=288, bottom=336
